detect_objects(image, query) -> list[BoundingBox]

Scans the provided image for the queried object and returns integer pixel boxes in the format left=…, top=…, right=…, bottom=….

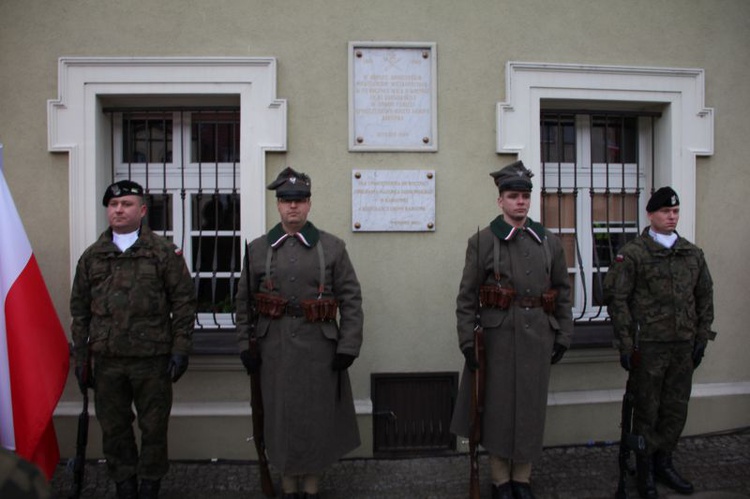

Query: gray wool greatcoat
left=236, top=221, right=363, bottom=474
left=450, top=216, right=573, bottom=462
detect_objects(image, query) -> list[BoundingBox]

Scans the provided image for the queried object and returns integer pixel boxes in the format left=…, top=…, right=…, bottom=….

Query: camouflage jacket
left=70, top=225, right=195, bottom=365
left=603, top=227, right=714, bottom=354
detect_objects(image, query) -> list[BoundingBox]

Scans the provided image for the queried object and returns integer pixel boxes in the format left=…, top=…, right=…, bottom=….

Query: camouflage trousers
left=93, top=355, right=172, bottom=482
left=632, top=341, right=693, bottom=454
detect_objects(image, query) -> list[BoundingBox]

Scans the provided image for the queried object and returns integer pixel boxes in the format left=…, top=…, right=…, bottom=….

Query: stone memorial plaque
left=349, top=42, right=437, bottom=151
left=352, top=169, right=436, bottom=232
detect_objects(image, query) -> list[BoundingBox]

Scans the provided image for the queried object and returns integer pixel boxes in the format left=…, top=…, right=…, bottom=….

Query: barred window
left=540, top=112, right=657, bottom=326
left=108, top=108, right=241, bottom=330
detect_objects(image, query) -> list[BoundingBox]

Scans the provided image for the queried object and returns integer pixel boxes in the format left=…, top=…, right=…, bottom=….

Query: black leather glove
left=331, top=353, right=356, bottom=371
left=462, top=347, right=479, bottom=372
left=167, top=354, right=189, bottom=383
left=551, top=343, right=567, bottom=364
left=240, top=349, right=261, bottom=374
left=692, top=340, right=707, bottom=370
left=619, top=352, right=633, bottom=372
left=74, top=364, right=94, bottom=394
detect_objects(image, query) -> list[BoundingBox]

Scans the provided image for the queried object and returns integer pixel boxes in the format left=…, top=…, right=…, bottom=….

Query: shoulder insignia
left=175, top=248, right=183, bottom=256
left=615, top=254, right=625, bottom=263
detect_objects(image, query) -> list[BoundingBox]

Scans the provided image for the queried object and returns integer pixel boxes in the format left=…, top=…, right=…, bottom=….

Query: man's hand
left=619, top=352, right=633, bottom=372
left=331, top=353, right=356, bottom=371
left=240, top=349, right=261, bottom=374
left=551, top=343, right=567, bottom=364
left=462, top=347, right=480, bottom=372
left=167, top=354, right=189, bottom=383
left=74, top=364, right=94, bottom=394
left=692, top=340, right=707, bottom=370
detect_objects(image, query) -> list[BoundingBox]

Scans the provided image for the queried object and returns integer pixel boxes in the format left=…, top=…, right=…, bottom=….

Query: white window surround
left=47, top=57, right=287, bottom=278
left=497, top=61, right=714, bottom=242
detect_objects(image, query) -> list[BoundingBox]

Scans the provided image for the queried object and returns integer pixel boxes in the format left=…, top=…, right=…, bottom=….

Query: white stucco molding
left=47, top=57, right=287, bottom=278
left=497, top=61, right=714, bottom=241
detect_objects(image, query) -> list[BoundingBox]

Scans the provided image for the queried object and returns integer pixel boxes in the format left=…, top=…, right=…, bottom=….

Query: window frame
left=497, top=61, right=714, bottom=348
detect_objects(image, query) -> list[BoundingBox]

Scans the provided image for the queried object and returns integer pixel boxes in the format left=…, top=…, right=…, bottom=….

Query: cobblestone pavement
left=52, top=431, right=750, bottom=499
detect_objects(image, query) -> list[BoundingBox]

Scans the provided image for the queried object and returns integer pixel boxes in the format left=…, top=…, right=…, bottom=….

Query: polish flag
left=0, top=144, right=70, bottom=479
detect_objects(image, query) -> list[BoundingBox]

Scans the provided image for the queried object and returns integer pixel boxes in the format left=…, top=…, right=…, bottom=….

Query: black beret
left=267, top=167, right=311, bottom=199
left=490, top=160, right=534, bottom=193
left=646, top=187, right=680, bottom=212
left=102, top=180, right=144, bottom=207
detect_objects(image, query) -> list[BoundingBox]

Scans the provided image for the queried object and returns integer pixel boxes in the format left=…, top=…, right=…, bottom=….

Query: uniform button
left=524, top=252, right=530, bottom=257
left=525, top=324, right=530, bottom=329
left=525, top=289, right=531, bottom=293
left=525, top=270, right=531, bottom=275
left=290, top=276, right=296, bottom=282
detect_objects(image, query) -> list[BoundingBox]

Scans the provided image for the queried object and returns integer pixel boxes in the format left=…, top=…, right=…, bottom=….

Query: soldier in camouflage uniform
left=0, top=447, right=52, bottom=499
left=70, top=180, right=195, bottom=499
left=604, top=187, right=714, bottom=499
left=236, top=167, right=363, bottom=499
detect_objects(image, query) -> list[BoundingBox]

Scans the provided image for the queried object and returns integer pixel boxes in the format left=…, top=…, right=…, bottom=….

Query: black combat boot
left=115, top=475, right=138, bottom=499
left=510, top=481, right=536, bottom=499
left=654, top=451, right=694, bottom=494
left=491, top=481, right=514, bottom=499
left=139, top=478, right=161, bottom=499
left=635, top=454, right=658, bottom=499
left=281, top=493, right=300, bottom=499
left=301, top=494, right=321, bottom=499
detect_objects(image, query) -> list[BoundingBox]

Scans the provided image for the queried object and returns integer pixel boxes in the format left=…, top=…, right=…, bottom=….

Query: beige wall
left=2, top=0, right=749, bottom=459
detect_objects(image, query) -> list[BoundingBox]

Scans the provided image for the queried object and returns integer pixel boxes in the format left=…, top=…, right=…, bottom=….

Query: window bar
left=179, top=110, right=200, bottom=329
left=159, top=114, right=169, bottom=237
left=229, top=117, right=239, bottom=326
left=210, top=112, right=221, bottom=327
left=126, top=113, right=134, bottom=180
left=589, top=114, right=612, bottom=321
left=144, top=110, right=151, bottom=195
left=193, top=111, right=207, bottom=328
left=571, top=116, right=586, bottom=320
left=588, top=115, right=605, bottom=320
left=109, top=112, right=115, bottom=182
left=619, top=116, right=628, bottom=245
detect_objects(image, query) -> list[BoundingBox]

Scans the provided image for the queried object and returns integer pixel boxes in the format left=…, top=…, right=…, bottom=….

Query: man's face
left=648, top=206, right=680, bottom=235
left=107, top=195, right=147, bottom=234
left=497, top=190, right=531, bottom=226
left=277, top=197, right=311, bottom=232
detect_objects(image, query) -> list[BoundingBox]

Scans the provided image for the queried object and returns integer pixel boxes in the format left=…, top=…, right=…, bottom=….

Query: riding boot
left=115, top=476, right=138, bottom=499
left=654, top=451, right=694, bottom=494
left=491, top=481, right=514, bottom=499
left=635, top=454, right=658, bottom=499
left=510, top=481, right=536, bottom=499
left=139, top=478, right=161, bottom=499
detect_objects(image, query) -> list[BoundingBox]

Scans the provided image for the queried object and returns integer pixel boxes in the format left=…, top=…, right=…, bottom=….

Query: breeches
left=632, top=341, right=693, bottom=454
left=94, top=355, right=172, bottom=481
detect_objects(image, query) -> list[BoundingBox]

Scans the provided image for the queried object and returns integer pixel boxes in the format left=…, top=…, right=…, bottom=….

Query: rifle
left=68, top=345, right=91, bottom=499
left=468, top=229, right=486, bottom=499
left=615, top=349, right=645, bottom=499
left=245, top=242, right=275, bottom=497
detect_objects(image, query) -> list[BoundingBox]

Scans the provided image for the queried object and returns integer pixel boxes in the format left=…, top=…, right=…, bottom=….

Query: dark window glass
left=191, top=236, right=241, bottom=273
left=541, top=115, right=576, bottom=163
left=195, top=277, right=237, bottom=314
left=591, top=116, right=637, bottom=164
left=191, top=193, right=241, bottom=231
left=191, top=112, right=240, bottom=163
left=143, top=194, right=172, bottom=231
left=123, top=115, right=173, bottom=163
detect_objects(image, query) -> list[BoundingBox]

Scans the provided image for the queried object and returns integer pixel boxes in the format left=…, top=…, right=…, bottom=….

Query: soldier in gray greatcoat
left=451, top=161, right=573, bottom=499
left=236, top=167, right=363, bottom=499
left=603, top=187, right=714, bottom=499
left=70, top=180, right=195, bottom=499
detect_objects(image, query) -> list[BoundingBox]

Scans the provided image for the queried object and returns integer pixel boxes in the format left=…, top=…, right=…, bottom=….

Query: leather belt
left=515, top=296, right=543, bottom=309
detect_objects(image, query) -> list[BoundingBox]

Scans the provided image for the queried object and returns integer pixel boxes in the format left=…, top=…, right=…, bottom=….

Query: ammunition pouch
left=302, top=298, right=338, bottom=322
left=254, top=293, right=288, bottom=318
left=480, top=285, right=516, bottom=310
left=542, top=288, right=559, bottom=314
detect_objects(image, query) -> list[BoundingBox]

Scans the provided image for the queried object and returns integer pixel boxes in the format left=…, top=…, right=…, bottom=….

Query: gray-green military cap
left=267, top=167, right=312, bottom=200
left=490, top=160, right=534, bottom=193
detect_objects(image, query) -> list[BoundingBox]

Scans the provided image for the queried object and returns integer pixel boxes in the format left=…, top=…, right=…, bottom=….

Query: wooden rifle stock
left=68, top=348, right=91, bottom=499
left=468, top=325, right=486, bottom=499
left=245, top=242, right=276, bottom=497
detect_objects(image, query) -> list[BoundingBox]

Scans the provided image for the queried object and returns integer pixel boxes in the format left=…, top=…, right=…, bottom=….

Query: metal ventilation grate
left=371, top=372, right=458, bottom=457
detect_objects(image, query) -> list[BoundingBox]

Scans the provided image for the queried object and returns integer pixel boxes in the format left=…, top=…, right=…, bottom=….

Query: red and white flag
left=0, top=144, right=70, bottom=479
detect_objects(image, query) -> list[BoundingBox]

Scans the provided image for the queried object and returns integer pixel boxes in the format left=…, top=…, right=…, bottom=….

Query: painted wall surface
left=1, top=0, right=748, bottom=458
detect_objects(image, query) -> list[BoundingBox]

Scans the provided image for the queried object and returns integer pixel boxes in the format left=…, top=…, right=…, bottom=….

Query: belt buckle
left=518, top=296, right=534, bottom=309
